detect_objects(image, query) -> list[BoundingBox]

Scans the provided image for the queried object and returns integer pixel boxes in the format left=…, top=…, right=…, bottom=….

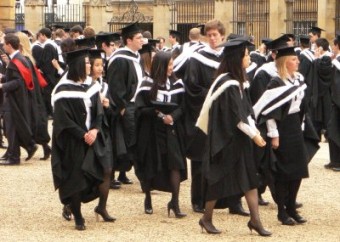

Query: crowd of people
left=0, top=19, right=339, bottom=236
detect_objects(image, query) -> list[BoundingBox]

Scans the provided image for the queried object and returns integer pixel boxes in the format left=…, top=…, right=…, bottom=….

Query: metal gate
left=43, top=4, right=87, bottom=29
left=170, top=0, right=214, bottom=43
left=232, top=0, right=269, bottom=47
left=15, top=2, right=24, bottom=31
left=288, top=0, right=318, bottom=35
left=107, top=1, right=153, bottom=34
left=336, top=0, right=340, bottom=33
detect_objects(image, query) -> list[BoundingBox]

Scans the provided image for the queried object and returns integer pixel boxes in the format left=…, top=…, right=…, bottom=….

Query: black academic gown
left=106, top=48, right=143, bottom=171
left=134, top=77, right=187, bottom=192
left=327, top=56, right=340, bottom=164
left=3, top=52, right=36, bottom=150
left=202, top=74, right=258, bottom=202
left=184, top=48, right=223, bottom=161
left=51, top=82, right=111, bottom=204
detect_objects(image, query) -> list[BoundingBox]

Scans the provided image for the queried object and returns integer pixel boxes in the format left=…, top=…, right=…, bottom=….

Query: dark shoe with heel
left=167, top=201, right=186, bottom=218
left=229, top=204, right=250, bottom=217
left=198, top=219, right=221, bottom=234
left=247, top=221, right=272, bottom=236
left=40, top=144, right=51, bottom=160
left=26, top=144, right=38, bottom=161
left=144, top=196, right=153, bottom=215
left=94, top=206, right=116, bottom=222
left=62, top=204, right=72, bottom=221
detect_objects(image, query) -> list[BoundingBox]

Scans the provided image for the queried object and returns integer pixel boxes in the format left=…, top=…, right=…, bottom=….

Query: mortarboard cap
left=95, top=32, right=121, bottom=44
left=266, top=35, right=291, bottom=50
left=64, top=28, right=71, bottom=33
left=64, top=48, right=89, bottom=65
left=139, top=39, right=159, bottom=55
left=21, top=30, right=32, bottom=36
left=227, top=33, right=243, bottom=41
left=276, top=46, right=297, bottom=59
left=89, top=49, right=105, bottom=59
left=169, top=30, right=181, bottom=38
left=309, top=26, right=325, bottom=35
left=4, top=28, right=17, bottom=35
left=219, top=36, right=254, bottom=53
left=299, top=35, right=310, bottom=45
left=151, top=101, right=178, bottom=114
left=261, top=38, right=272, bottom=45
left=121, top=22, right=141, bottom=37
left=75, top=36, right=96, bottom=48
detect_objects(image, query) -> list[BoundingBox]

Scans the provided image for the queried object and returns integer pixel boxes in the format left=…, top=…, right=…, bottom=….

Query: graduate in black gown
left=254, top=45, right=310, bottom=226
left=51, top=48, right=115, bottom=231
left=196, top=38, right=271, bottom=236
left=135, top=51, right=187, bottom=218
left=326, top=35, right=340, bottom=170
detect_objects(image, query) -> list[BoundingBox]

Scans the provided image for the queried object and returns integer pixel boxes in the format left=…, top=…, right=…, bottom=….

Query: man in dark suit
left=0, top=34, right=37, bottom=165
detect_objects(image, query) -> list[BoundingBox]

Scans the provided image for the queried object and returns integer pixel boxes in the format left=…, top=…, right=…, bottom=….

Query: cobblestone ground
left=0, top=127, right=339, bottom=242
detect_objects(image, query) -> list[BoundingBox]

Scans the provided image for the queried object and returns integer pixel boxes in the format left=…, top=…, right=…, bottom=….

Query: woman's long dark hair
left=149, top=51, right=175, bottom=100
left=215, top=44, right=248, bottom=88
left=67, top=56, right=87, bottom=82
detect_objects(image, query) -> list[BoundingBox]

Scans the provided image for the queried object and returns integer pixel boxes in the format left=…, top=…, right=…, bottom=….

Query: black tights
left=69, top=193, right=83, bottom=225
left=97, top=167, right=112, bottom=215
left=170, top=169, right=181, bottom=204
left=275, top=179, right=302, bottom=216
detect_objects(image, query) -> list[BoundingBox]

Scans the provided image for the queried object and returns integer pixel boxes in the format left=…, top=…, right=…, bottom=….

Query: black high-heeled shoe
left=94, top=206, right=116, bottom=222
left=40, top=144, right=51, bottom=161
left=62, top=204, right=72, bottom=221
left=144, top=196, right=153, bottom=215
left=167, top=201, right=186, bottom=218
left=75, top=218, right=86, bottom=231
left=199, top=219, right=222, bottom=234
left=247, top=221, right=272, bottom=237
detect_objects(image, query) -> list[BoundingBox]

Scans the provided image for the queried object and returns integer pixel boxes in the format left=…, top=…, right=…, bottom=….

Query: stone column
left=215, top=0, right=233, bottom=36
left=25, top=0, right=46, bottom=33
left=269, top=0, right=287, bottom=38
left=318, top=0, right=336, bottom=41
left=153, top=1, right=171, bottom=42
left=0, top=0, right=16, bottom=30
left=83, top=0, right=112, bottom=32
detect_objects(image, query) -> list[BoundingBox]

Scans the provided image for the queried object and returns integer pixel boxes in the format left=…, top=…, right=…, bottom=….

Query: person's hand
left=253, top=134, right=266, bottom=147
left=163, top=115, right=173, bottom=125
left=84, top=129, right=98, bottom=146
left=271, top=137, right=279, bottom=149
left=102, top=97, right=109, bottom=108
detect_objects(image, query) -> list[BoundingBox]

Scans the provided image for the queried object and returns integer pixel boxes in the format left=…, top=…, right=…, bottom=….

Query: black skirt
left=273, top=113, right=309, bottom=181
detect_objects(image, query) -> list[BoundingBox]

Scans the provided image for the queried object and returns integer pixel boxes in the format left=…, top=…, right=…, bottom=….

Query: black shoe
left=332, top=167, right=340, bottom=172
left=0, top=159, right=20, bottom=166
left=118, top=177, right=133, bottom=185
left=144, top=196, right=153, bottom=215
left=192, top=204, right=205, bottom=213
left=110, top=179, right=121, bottom=189
left=94, top=206, right=116, bottom=222
left=62, top=204, right=72, bottom=221
left=26, top=144, right=38, bottom=161
left=278, top=213, right=296, bottom=226
left=229, top=204, right=250, bottom=217
left=40, top=144, right=51, bottom=161
left=258, top=196, right=270, bottom=206
left=247, top=220, right=272, bottom=236
left=286, top=210, right=307, bottom=224
left=167, top=201, right=186, bottom=218
left=324, top=162, right=340, bottom=169
left=199, top=219, right=222, bottom=234
left=75, top=218, right=86, bottom=231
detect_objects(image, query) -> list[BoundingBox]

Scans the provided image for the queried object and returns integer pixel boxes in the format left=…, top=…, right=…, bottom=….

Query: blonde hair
left=16, top=32, right=35, bottom=65
left=275, top=55, right=296, bottom=80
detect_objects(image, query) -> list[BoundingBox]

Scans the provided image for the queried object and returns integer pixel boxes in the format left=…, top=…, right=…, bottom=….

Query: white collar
left=9, top=50, right=19, bottom=60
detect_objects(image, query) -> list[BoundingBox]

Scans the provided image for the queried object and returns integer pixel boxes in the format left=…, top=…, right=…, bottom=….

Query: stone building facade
left=1, top=0, right=339, bottom=46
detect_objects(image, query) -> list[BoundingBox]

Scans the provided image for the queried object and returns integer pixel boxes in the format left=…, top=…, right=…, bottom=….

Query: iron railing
left=290, top=0, right=318, bottom=36
left=232, top=0, right=269, bottom=47
left=15, top=3, right=25, bottom=31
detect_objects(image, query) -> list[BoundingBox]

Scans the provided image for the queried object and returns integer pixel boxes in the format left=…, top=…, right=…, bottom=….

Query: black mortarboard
left=89, top=49, right=105, bottom=59
left=64, top=28, right=70, bottom=33
left=4, top=28, right=17, bottom=35
left=21, top=30, right=31, bottom=36
left=169, top=30, right=181, bottom=38
left=95, top=32, right=121, bottom=44
left=151, top=101, right=178, bottom=114
left=261, top=38, right=272, bottom=45
left=219, top=36, right=254, bottom=53
left=309, top=26, right=325, bottom=35
left=299, top=35, right=310, bottom=45
left=227, top=33, right=243, bottom=41
left=139, top=39, right=159, bottom=55
left=121, top=22, right=141, bottom=37
left=266, top=35, right=291, bottom=50
left=75, top=36, right=96, bottom=48
left=282, top=33, right=295, bottom=40
left=276, top=46, right=297, bottom=59
left=64, top=48, right=89, bottom=64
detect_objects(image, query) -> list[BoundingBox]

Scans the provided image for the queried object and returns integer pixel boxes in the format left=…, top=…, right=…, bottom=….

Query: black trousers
left=3, top=112, right=20, bottom=162
left=329, top=139, right=340, bottom=165
left=191, top=160, right=203, bottom=207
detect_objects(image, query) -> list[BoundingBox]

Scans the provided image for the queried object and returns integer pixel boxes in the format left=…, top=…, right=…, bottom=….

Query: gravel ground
left=0, top=130, right=339, bottom=242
